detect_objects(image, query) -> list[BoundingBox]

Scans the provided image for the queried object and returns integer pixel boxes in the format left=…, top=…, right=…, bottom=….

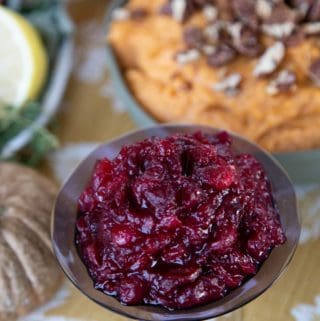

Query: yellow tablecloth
left=34, top=1, right=320, bottom=320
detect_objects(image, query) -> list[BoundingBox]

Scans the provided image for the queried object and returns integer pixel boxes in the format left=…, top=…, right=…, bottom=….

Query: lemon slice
left=0, top=6, right=47, bottom=107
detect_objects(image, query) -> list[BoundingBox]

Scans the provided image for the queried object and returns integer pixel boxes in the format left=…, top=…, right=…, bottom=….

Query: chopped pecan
left=309, top=58, right=320, bottom=86
left=171, top=0, right=187, bottom=22
left=264, top=3, right=299, bottom=23
left=302, top=22, right=320, bottom=35
left=284, top=29, right=305, bottom=47
left=253, top=41, right=285, bottom=77
left=306, top=0, right=320, bottom=22
left=212, top=73, right=242, bottom=95
left=159, top=2, right=173, bottom=15
left=228, top=23, right=263, bottom=57
left=184, top=26, right=206, bottom=49
left=207, top=43, right=237, bottom=67
left=160, top=0, right=213, bottom=22
left=287, top=0, right=313, bottom=14
left=266, top=69, right=297, bottom=95
left=202, top=5, right=218, bottom=21
left=112, top=8, right=130, bottom=20
left=176, top=49, right=201, bottom=64
left=286, top=0, right=313, bottom=20
left=131, top=8, right=148, bottom=20
left=255, top=0, right=273, bottom=19
left=232, top=0, right=259, bottom=30
left=204, top=22, right=223, bottom=44
left=202, top=44, right=217, bottom=55
left=261, top=22, right=296, bottom=38
left=214, top=0, right=234, bottom=20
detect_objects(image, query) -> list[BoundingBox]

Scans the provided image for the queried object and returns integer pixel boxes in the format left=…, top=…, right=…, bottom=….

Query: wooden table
left=36, top=1, right=320, bottom=320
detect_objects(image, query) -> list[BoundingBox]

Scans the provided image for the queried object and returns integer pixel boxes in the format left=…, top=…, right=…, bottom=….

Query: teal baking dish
left=105, top=0, right=320, bottom=184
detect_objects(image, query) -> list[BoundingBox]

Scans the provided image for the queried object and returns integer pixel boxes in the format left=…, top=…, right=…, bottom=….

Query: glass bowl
left=52, top=124, right=300, bottom=321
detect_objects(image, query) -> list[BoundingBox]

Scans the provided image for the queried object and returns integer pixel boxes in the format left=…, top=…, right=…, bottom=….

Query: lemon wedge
left=0, top=6, right=47, bottom=107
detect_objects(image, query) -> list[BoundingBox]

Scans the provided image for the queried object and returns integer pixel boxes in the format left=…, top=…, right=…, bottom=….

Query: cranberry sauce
left=75, top=132, right=286, bottom=310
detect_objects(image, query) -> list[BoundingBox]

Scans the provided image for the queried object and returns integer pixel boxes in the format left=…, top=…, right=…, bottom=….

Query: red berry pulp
left=75, top=132, right=286, bottom=310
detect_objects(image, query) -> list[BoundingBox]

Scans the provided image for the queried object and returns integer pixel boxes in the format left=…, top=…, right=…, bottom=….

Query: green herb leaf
left=0, top=102, right=59, bottom=166
left=0, top=206, right=5, bottom=216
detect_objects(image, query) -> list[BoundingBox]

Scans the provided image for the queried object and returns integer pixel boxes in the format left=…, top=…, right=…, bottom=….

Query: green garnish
left=0, top=207, right=5, bottom=216
left=0, top=102, right=58, bottom=166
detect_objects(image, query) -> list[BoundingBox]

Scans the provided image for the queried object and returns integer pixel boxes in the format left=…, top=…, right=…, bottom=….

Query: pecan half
left=253, top=41, right=285, bottom=77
